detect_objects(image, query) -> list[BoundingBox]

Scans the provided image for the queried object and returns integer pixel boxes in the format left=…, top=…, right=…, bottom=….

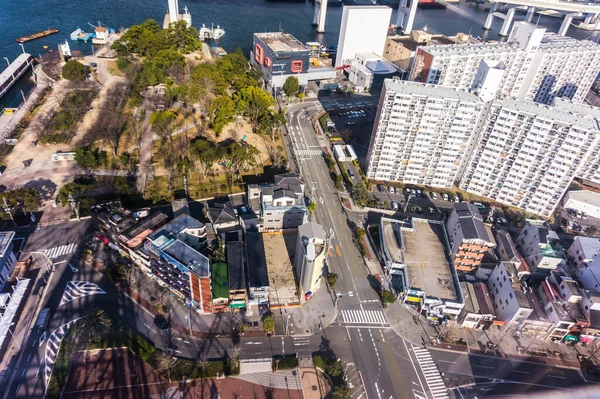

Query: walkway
left=233, top=370, right=303, bottom=391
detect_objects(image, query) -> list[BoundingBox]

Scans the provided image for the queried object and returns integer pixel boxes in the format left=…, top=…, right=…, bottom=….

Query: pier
left=0, top=53, right=35, bottom=101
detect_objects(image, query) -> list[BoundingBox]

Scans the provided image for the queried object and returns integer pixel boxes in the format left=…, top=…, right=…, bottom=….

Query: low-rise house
left=208, top=200, right=238, bottom=232
left=459, top=281, right=496, bottom=330
left=0, top=232, right=17, bottom=290
left=580, top=290, right=600, bottom=343
left=487, top=262, right=533, bottom=330
left=239, top=206, right=259, bottom=232
left=548, top=270, right=583, bottom=303
left=245, top=232, right=269, bottom=307
left=494, top=230, right=523, bottom=272
left=568, top=236, right=600, bottom=269
left=227, top=241, right=247, bottom=310
left=211, top=262, right=229, bottom=313
left=516, top=221, right=565, bottom=272
left=294, top=222, right=327, bottom=302
left=260, top=173, right=307, bottom=231
left=446, top=203, right=496, bottom=273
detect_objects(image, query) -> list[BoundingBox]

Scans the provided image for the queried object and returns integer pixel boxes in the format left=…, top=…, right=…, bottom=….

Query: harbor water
left=1, top=0, right=600, bottom=108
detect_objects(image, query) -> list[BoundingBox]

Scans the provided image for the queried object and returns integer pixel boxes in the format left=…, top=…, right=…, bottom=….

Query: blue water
left=1, top=0, right=599, bottom=109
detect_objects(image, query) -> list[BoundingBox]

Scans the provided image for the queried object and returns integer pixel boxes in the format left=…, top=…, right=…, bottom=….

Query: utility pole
left=2, top=196, right=16, bottom=227
left=67, top=192, right=80, bottom=220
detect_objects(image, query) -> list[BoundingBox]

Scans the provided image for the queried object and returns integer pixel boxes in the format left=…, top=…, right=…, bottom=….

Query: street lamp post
left=3, top=57, right=15, bottom=79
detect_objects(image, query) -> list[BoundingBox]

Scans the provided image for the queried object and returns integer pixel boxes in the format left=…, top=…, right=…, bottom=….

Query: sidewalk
left=385, top=302, right=439, bottom=346
left=274, top=284, right=338, bottom=336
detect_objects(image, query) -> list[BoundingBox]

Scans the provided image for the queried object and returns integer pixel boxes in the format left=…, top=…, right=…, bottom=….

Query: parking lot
left=331, top=106, right=378, bottom=167
left=555, top=206, right=600, bottom=234
left=371, top=184, right=462, bottom=216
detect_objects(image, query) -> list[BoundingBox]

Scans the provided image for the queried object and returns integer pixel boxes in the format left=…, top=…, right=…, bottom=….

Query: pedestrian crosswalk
left=340, top=309, right=388, bottom=325
left=59, top=281, right=106, bottom=306
left=45, top=317, right=81, bottom=386
left=295, top=149, right=323, bottom=157
left=42, top=243, right=76, bottom=259
left=412, top=346, right=449, bottom=399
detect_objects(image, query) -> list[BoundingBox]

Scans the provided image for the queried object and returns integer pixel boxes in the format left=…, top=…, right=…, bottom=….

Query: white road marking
left=59, top=281, right=106, bottom=306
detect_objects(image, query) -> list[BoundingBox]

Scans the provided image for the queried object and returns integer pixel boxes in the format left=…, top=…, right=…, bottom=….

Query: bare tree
left=156, top=351, right=179, bottom=383
left=129, top=112, right=146, bottom=149
left=196, top=351, right=208, bottom=374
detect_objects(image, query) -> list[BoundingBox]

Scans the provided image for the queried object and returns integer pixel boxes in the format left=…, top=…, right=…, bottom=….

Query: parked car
left=588, top=367, right=600, bottom=377
left=576, top=210, right=583, bottom=219
left=404, top=188, right=411, bottom=196
left=473, top=202, right=485, bottom=209
left=154, top=314, right=170, bottom=330
left=411, top=189, right=417, bottom=196
left=429, top=207, right=436, bottom=214
left=453, top=195, right=460, bottom=202
left=442, top=193, right=449, bottom=201
left=430, top=192, right=438, bottom=200
left=377, top=184, right=384, bottom=193
left=392, top=202, right=399, bottom=211
left=389, top=186, right=395, bottom=194
left=348, top=168, right=355, bottom=178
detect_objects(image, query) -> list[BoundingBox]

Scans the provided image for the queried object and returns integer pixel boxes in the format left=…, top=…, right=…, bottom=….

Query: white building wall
left=366, top=81, right=485, bottom=187
left=568, top=237, right=600, bottom=268
left=460, top=100, right=600, bottom=217
left=335, top=6, right=392, bottom=67
left=487, top=263, right=531, bottom=326
left=579, top=257, right=600, bottom=292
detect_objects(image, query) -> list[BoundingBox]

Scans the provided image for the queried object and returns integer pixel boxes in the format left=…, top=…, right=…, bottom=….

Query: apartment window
left=505, top=299, right=509, bottom=306
left=509, top=292, right=513, bottom=299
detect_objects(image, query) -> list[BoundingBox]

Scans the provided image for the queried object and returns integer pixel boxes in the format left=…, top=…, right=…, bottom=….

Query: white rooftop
left=384, top=79, right=482, bottom=102
left=567, top=190, right=600, bottom=206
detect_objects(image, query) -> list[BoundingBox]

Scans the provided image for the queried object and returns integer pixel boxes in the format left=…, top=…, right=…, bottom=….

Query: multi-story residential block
left=259, top=173, right=307, bottom=231
left=366, top=80, right=487, bottom=187
left=410, top=21, right=600, bottom=105
left=446, top=203, right=496, bottom=273
left=486, top=262, right=533, bottom=329
left=568, top=236, right=600, bottom=269
left=384, top=30, right=477, bottom=71
left=516, top=222, right=565, bottom=272
left=460, top=98, right=600, bottom=217
left=294, top=222, right=326, bottom=301
left=459, top=281, right=496, bottom=330
left=0, top=232, right=16, bottom=290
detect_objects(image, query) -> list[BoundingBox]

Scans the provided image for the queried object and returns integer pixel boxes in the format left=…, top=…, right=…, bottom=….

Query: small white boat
left=198, top=23, right=225, bottom=41
left=70, top=28, right=83, bottom=41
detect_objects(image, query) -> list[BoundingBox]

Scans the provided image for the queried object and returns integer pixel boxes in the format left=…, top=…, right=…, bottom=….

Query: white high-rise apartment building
left=367, top=68, right=600, bottom=216
left=461, top=99, right=600, bottom=217
left=410, top=21, right=600, bottom=105
left=365, top=79, right=487, bottom=187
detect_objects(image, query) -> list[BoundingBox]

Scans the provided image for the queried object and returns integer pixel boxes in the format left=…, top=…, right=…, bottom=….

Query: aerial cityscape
left=2, top=0, right=600, bottom=398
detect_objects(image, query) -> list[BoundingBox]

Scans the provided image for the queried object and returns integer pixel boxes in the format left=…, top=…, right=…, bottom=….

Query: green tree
left=326, top=361, right=344, bottom=378
left=190, top=138, right=221, bottom=178
left=355, top=227, right=365, bottom=241
left=208, top=96, right=236, bottom=134
left=234, top=86, right=274, bottom=128
left=0, top=188, right=41, bottom=218
left=62, top=60, right=86, bottom=81
left=262, top=313, right=276, bottom=333
left=152, top=48, right=186, bottom=71
left=326, top=273, right=338, bottom=288
left=283, top=76, right=300, bottom=97
left=220, top=141, right=259, bottom=176
left=74, top=147, right=105, bottom=172
left=77, top=309, right=111, bottom=346
left=380, top=290, right=396, bottom=307
left=307, top=201, right=317, bottom=215
left=332, top=385, right=352, bottom=399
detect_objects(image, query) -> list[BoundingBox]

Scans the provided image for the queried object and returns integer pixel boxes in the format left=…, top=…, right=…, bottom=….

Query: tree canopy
left=62, top=60, right=86, bottom=81
left=191, top=138, right=222, bottom=178
left=283, top=76, right=300, bottom=97
left=234, top=86, right=274, bottom=128
left=208, top=96, right=235, bottom=134
left=0, top=188, right=40, bottom=217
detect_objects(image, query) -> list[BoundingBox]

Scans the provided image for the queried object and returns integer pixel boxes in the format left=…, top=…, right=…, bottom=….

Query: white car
left=442, top=193, right=449, bottom=201
left=392, top=202, right=399, bottom=211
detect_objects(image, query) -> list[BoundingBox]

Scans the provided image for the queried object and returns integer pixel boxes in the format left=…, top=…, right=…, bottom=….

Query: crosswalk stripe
left=341, top=309, right=388, bottom=325
left=42, top=243, right=76, bottom=259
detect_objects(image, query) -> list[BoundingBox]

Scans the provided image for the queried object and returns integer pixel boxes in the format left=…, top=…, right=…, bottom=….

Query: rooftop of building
left=211, top=262, right=228, bottom=300
left=171, top=198, right=190, bottom=218
left=119, top=212, right=169, bottom=248
left=353, top=55, right=398, bottom=75
left=163, top=240, right=210, bottom=277
left=255, top=32, right=307, bottom=53
left=384, top=79, right=482, bottom=103
left=540, top=33, right=600, bottom=51
left=390, top=31, right=476, bottom=51
left=566, top=189, right=600, bottom=206
left=421, top=40, right=519, bottom=57
left=495, top=97, right=600, bottom=131
left=401, top=219, right=458, bottom=301
left=245, top=231, right=269, bottom=288
left=453, top=202, right=494, bottom=244
left=501, top=262, right=531, bottom=309
left=0, top=231, right=15, bottom=258
left=150, top=213, right=204, bottom=239
left=209, top=200, right=237, bottom=226
left=297, top=221, right=326, bottom=243
left=274, top=173, right=304, bottom=192
left=494, top=230, right=520, bottom=263
left=573, top=236, right=600, bottom=260
left=381, top=219, right=405, bottom=264
left=539, top=280, right=588, bottom=323
left=227, top=241, right=246, bottom=291
left=461, top=281, right=495, bottom=316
